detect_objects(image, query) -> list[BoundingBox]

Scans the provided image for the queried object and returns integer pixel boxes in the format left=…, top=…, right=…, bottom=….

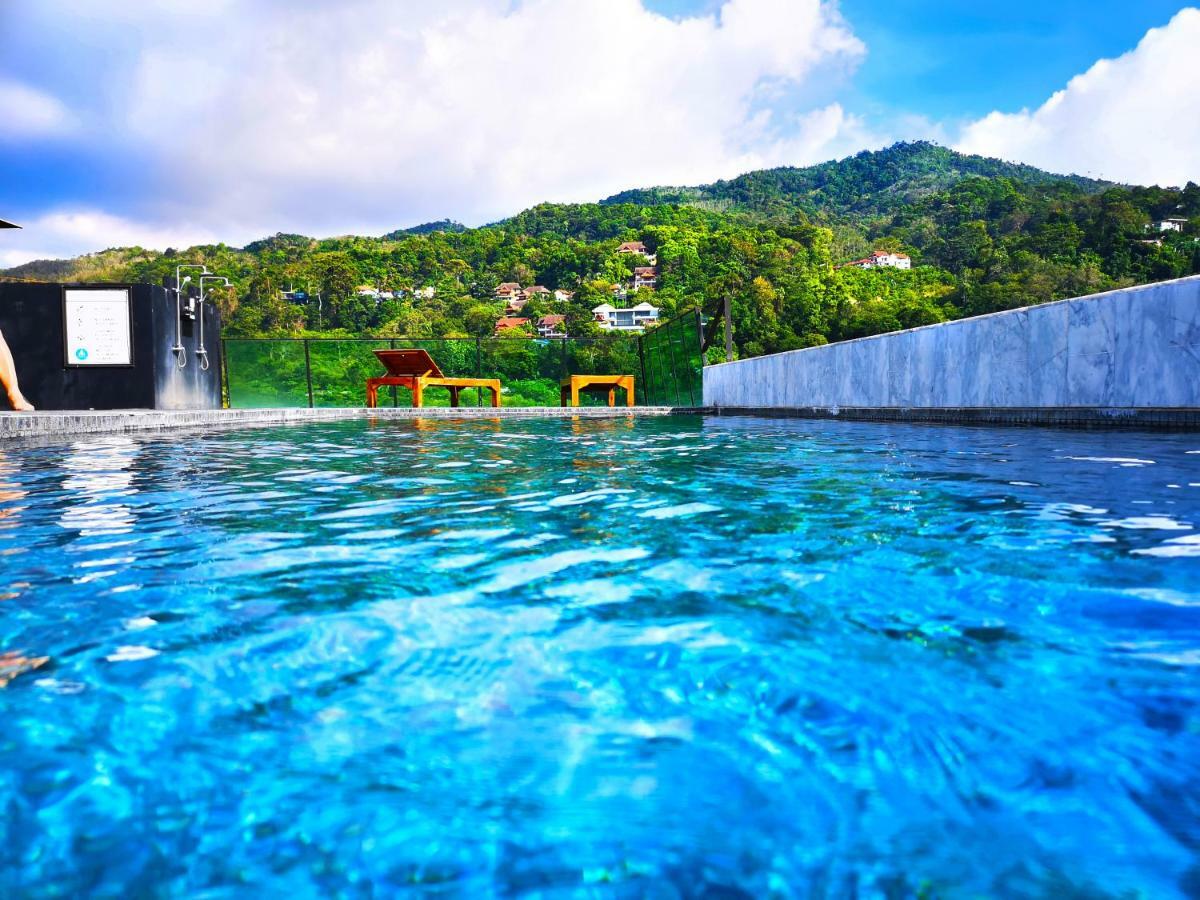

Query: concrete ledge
left=0, top=406, right=707, bottom=442
left=705, top=275, right=1200, bottom=413
left=708, top=405, right=1200, bottom=430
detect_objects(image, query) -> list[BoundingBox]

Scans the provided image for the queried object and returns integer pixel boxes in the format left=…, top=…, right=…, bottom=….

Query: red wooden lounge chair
left=366, top=349, right=501, bottom=408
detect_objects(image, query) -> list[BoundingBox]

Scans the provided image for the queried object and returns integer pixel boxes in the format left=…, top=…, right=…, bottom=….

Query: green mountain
left=3, top=142, right=1197, bottom=358
left=601, top=141, right=1113, bottom=217
left=383, top=219, right=467, bottom=238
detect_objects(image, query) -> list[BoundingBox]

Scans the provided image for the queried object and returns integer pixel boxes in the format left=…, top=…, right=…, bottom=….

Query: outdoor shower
left=172, top=264, right=208, bottom=369
left=196, top=275, right=231, bottom=371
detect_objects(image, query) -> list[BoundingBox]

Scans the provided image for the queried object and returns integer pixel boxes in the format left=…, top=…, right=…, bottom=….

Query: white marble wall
left=703, top=275, right=1200, bottom=409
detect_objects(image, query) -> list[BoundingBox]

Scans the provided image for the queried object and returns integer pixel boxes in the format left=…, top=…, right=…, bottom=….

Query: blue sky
left=1, top=1, right=1198, bottom=265
left=650, top=0, right=1190, bottom=119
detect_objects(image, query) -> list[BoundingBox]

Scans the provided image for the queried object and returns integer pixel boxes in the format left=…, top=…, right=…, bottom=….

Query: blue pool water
left=1, top=416, right=1199, bottom=896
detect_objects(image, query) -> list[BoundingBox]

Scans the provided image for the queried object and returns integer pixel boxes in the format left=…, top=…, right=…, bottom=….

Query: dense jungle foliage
left=5, top=142, right=1198, bottom=360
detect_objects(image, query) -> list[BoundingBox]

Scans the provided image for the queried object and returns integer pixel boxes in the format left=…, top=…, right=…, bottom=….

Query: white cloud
left=956, top=8, right=1200, bottom=186
left=0, top=210, right=218, bottom=269
left=0, top=79, right=73, bottom=139
left=1, top=0, right=869, bottom=257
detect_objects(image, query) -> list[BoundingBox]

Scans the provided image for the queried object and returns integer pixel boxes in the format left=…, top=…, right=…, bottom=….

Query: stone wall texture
left=703, top=275, right=1200, bottom=411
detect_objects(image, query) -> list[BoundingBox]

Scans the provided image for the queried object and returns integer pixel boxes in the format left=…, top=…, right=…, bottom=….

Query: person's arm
left=0, top=328, right=33, bottom=411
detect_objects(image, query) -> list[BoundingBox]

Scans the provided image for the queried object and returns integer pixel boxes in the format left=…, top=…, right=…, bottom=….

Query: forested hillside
left=5, top=142, right=1198, bottom=359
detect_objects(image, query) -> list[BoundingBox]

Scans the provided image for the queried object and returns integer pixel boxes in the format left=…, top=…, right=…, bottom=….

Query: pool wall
left=704, top=274, right=1200, bottom=428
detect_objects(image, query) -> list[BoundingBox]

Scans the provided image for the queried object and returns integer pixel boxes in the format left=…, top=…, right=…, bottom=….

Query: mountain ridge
left=2, top=141, right=1195, bottom=361
left=1, top=142, right=1155, bottom=272
left=597, top=142, right=1119, bottom=217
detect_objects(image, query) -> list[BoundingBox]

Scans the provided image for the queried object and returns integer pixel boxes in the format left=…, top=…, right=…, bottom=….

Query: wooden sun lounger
left=367, top=349, right=501, bottom=408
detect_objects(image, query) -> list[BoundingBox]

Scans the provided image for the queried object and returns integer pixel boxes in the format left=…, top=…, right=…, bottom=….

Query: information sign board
left=63, top=288, right=133, bottom=366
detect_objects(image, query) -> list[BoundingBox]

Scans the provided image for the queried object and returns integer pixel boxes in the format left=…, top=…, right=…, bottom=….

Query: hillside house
left=537, top=314, right=566, bottom=338
left=1154, top=218, right=1187, bottom=233
left=617, top=241, right=657, bottom=264
left=355, top=286, right=380, bottom=299
left=522, top=285, right=551, bottom=301
left=632, top=266, right=658, bottom=290
left=495, top=316, right=531, bottom=335
left=592, top=301, right=660, bottom=332
left=413, top=286, right=436, bottom=299
left=553, top=289, right=575, bottom=303
left=845, top=250, right=912, bottom=270
left=495, top=282, right=523, bottom=300
left=504, top=297, right=528, bottom=315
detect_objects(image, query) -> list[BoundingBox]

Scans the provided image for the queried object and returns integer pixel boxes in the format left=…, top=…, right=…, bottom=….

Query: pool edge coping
left=707, top=405, right=1200, bottom=431
left=4, top=404, right=1200, bottom=442
left=0, top=406, right=709, bottom=442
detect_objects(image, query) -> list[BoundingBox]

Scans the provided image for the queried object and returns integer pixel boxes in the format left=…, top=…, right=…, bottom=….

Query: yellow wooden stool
left=559, top=374, right=635, bottom=407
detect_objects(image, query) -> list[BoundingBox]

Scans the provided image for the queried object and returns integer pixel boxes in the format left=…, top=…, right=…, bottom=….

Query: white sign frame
left=63, top=287, right=134, bottom=367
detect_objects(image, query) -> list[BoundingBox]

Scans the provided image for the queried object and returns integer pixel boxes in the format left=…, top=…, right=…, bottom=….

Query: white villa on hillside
left=553, top=289, right=575, bottom=303
left=593, top=301, right=660, bottom=332
left=1154, top=217, right=1187, bottom=233
left=845, top=250, right=912, bottom=270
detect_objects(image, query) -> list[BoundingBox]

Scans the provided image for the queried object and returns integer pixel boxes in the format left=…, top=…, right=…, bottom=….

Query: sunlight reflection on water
left=0, top=416, right=1198, bottom=896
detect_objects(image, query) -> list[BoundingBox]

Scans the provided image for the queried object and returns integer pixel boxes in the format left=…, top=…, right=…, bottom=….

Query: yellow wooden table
left=559, top=374, right=635, bottom=407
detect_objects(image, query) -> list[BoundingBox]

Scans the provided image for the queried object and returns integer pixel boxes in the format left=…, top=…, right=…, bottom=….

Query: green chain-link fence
left=223, top=310, right=703, bottom=408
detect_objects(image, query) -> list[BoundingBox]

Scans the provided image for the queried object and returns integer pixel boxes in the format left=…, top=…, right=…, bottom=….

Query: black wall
left=0, top=282, right=222, bottom=410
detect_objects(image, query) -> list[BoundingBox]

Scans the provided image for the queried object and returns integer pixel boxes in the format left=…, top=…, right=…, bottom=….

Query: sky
left=1, top=0, right=1198, bottom=267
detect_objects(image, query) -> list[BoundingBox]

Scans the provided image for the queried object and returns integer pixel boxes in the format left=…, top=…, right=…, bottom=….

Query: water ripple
left=0, top=416, right=1198, bottom=896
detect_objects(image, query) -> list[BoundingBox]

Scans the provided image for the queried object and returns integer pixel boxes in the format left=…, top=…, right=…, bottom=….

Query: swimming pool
left=1, top=415, right=1198, bottom=896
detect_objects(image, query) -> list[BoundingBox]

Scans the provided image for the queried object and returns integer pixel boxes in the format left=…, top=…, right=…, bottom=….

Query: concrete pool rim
left=2, top=404, right=1200, bottom=442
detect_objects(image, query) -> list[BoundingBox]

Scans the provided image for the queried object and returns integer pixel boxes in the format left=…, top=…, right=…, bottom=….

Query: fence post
left=390, top=338, right=398, bottom=407
left=303, top=338, right=314, bottom=408
left=475, top=336, right=482, bottom=406
left=637, top=335, right=648, bottom=406
left=220, top=338, right=230, bottom=408
left=723, top=295, right=734, bottom=363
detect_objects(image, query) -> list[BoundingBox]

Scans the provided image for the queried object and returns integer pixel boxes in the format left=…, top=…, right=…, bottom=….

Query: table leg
left=625, top=379, right=635, bottom=407
left=366, top=381, right=377, bottom=409
left=572, top=383, right=580, bottom=407
left=490, top=385, right=501, bottom=408
left=607, top=388, right=615, bottom=407
left=449, top=386, right=460, bottom=408
left=412, top=380, right=424, bottom=408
